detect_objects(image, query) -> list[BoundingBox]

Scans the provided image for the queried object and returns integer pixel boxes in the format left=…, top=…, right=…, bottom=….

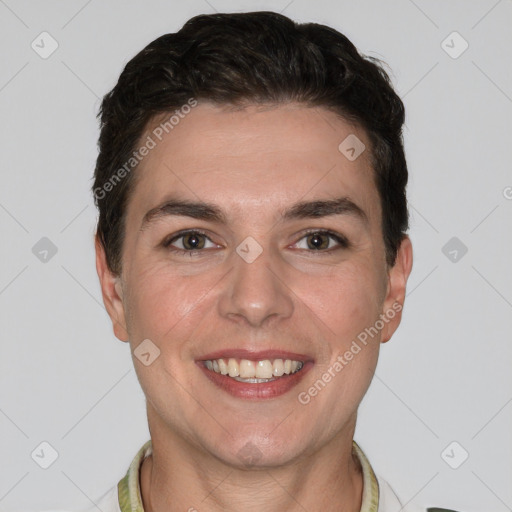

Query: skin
left=96, top=102, right=413, bottom=512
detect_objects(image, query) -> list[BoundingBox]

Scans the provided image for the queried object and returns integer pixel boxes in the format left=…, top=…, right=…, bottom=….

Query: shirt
left=77, top=439, right=431, bottom=512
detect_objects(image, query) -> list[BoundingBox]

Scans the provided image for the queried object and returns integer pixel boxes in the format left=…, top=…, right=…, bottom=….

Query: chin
left=209, top=434, right=302, bottom=470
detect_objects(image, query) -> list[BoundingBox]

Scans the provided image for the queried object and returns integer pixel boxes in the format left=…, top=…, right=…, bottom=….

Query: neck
left=140, top=408, right=363, bottom=512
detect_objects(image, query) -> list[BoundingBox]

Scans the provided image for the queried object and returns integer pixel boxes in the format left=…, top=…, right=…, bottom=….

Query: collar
left=117, top=439, right=379, bottom=512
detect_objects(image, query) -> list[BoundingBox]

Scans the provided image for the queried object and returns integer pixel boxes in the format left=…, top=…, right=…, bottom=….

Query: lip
left=196, top=350, right=314, bottom=400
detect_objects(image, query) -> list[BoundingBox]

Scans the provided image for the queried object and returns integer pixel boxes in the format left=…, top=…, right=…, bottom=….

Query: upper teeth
left=204, top=358, right=304, bottom=379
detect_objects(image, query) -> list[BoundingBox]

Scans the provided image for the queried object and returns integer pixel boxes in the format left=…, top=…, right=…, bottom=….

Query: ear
left=380, top=236, right=413, bottom=343
left=95, top=236, right=129, bottom=342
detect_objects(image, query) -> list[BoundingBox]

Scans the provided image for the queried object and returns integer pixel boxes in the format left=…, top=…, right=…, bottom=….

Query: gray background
left=0, top=0, right=511, bottom=511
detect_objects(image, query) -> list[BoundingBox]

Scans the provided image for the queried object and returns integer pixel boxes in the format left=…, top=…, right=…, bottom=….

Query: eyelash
left=162, top=229, right=350, bottom=255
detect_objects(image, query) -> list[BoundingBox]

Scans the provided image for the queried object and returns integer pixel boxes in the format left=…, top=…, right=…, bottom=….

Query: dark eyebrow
left=140, top=196, right=367, bottom=230
left=141, top=199, right=226, bottom=230
left=281, top=197, right=368, bottom=224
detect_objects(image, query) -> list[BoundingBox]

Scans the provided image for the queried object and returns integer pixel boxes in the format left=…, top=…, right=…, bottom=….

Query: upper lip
left=197, top=349, right=314, bottom=362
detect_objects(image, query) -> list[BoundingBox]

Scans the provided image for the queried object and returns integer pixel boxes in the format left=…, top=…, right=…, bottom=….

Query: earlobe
left=95, top=236, right=129, bottom=342
left=380, top=236, right=413, bottom=344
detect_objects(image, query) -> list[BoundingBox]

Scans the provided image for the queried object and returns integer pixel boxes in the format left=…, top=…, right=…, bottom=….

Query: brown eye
left=182, top=233, right=206, bottom=250
left=294, top=230, right=349, bottom=252
left=164, top=231, right=216, bottom=252
left=306, top=233, right=329, bottom=250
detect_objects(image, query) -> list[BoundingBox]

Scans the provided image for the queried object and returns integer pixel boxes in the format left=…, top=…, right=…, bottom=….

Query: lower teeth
left=233, top=376, right=276, bottom=383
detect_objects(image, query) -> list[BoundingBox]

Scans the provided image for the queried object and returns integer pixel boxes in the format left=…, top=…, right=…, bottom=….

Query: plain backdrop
left=0, top=1, right=511, bottom=511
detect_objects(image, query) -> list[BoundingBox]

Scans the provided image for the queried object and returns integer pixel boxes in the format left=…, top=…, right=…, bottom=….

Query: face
left=97, top=102, right=412, bottom=468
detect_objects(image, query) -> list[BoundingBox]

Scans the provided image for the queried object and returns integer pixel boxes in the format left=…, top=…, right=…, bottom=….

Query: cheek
left=297, top=261, right=383, bottom=340
left=124, top=263, right=213, bottom=341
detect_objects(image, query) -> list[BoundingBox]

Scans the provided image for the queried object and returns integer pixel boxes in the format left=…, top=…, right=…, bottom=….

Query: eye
left=293, top=230, right=349, bottom=251
left=163, top=230, right=217, bottom=252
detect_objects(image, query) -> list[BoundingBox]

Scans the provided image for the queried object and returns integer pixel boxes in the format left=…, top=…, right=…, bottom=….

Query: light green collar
left=118, top=439, right=379, bottom=512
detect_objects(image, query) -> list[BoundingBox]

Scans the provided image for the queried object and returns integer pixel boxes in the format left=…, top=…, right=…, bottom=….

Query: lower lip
left=197, top=362, right=313, bottom=400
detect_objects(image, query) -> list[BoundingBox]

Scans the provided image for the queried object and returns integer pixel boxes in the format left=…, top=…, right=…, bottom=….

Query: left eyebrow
left=281, top=197, right=368, bottom=224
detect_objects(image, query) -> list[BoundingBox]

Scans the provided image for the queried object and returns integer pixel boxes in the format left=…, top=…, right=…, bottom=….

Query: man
left=89, top=10, right=457, bottom=512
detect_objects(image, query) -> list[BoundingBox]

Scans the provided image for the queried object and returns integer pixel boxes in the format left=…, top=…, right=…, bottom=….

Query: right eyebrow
left=140, top=199, right=226, bottom=231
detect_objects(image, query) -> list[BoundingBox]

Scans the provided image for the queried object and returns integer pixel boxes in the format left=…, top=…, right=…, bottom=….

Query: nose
left=216, top=241, right=294, bottom=328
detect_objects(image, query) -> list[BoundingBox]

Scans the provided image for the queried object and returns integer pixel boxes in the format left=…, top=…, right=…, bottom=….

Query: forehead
left=127, top=102, right=380, bottom=226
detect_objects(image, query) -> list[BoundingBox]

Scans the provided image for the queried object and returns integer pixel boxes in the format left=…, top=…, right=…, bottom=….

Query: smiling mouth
left=203, top=357, right=305, bottom=383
